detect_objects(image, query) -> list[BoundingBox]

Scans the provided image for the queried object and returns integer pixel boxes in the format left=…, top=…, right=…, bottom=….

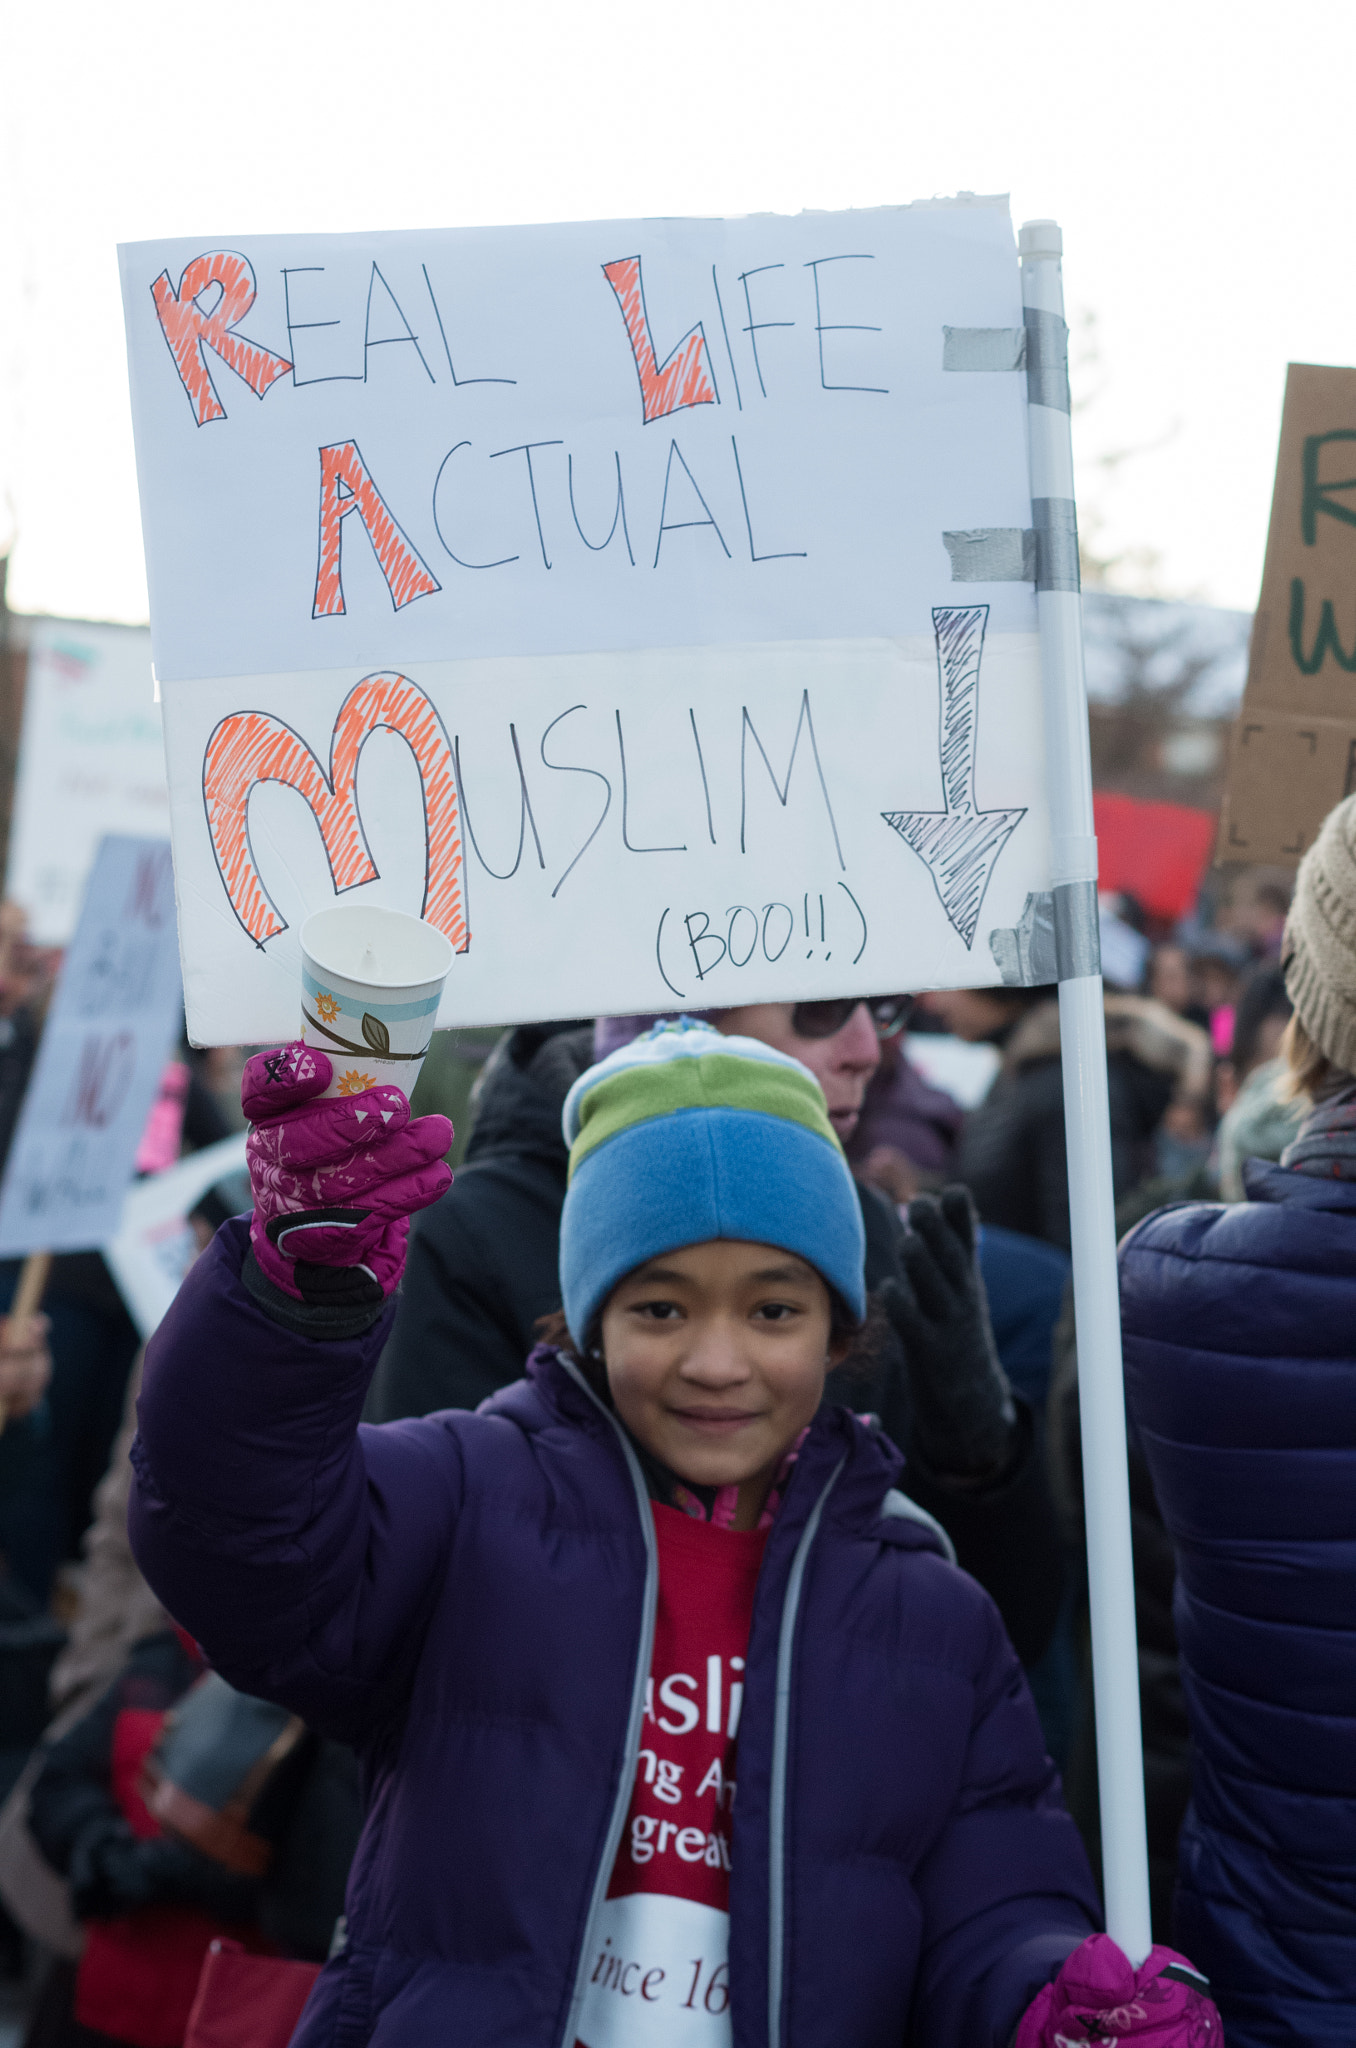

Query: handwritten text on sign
left=159, top=623, right=1051, bottom=1043
left=120, top=204, right=1035, bottom=681
left=121, top=203, right=1053, bottom=1042
left=0, top=837, right=183, bottom=1257
left=6, top=620, right=169, bottom=946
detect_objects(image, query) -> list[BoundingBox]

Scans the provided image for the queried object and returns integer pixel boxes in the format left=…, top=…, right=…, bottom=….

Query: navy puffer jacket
left=1120, top=1160, right=1356, bottom=2047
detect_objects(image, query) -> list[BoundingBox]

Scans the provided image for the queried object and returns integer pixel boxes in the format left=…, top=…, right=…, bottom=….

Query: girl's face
left=600, top=1240, right=840, bottom=1529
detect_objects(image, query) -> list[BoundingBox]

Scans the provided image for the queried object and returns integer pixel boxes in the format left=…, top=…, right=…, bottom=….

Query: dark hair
left=1230, top=963, right=1292, bottom=1077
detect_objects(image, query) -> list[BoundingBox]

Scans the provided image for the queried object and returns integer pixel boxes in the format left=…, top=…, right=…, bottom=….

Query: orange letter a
left=313, top=440, right=442, bottom=618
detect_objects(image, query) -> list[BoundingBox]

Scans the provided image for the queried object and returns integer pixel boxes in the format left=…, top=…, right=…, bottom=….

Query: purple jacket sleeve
left=128, top=1219, right=467, bottom=1742
left=911, top=1599, right=1100, bottom=2045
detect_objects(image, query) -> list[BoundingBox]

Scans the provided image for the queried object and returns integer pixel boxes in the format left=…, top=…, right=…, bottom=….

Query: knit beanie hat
left=558, top=1020, right=867, bottom=1348
left=1283, top=792, right=1356, bottom=1075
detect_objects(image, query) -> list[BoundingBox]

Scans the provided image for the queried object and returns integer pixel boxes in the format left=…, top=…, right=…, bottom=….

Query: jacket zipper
left=767, top=1453, right=847, bottom=2048
left=556, top=1358, right=847, bottom=2048
left=558, top=1359, right=660, bottom=2048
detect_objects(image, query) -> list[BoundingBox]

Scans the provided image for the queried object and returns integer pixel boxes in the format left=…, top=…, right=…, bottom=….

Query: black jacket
left=956, top=995, right=1210, bottom=1250
left=372, top=1023, right=1064, bottom=1664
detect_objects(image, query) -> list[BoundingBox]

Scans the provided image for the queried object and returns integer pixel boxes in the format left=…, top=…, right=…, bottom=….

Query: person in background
left=1097, top=901, right=1152, bottom=998
left=714, top=1001, right=1069, bottom=1418
left=1213, top=963, right=1303, bottom=1201
left=0, top=971, right=235, bottom=1602
left=1040, top=973, right=1288, bottom=1909
left=1224, top=876, right=1292, bottom=961
left=914, top=984, right=1038, bottom=1046
left=28, top=1627, right=267, bottom=2048
left=3, top=1176, right=361, bottom=2041
left=0, top=1319, right=51, bottom=1433
left=126, top=1028, right=1221, bottom=2048
left=1044, top=968, right=1299, bottom=1923
left=1182, top=932, right=1250, bottom=1079
left=1120, top=792, right=1356, bottom=2046
left=373, top=997, right=1067, bottom=1668
left=842, top=1013, right=963, bottom=1203
left=0, top=1301, right=57, bottom=1665
left=0, top=907, right=62, bottom=1607
left=941, top=981, right=1213, bottom=1250
left=0, top=904, right=59, bottom=1173
left=1147, top=944, right=1208, bottom=1030
left=1186, top=934, right=1246, bottom=1019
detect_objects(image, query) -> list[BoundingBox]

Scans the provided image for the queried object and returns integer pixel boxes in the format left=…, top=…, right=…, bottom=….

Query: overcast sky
left=1, top=0, right=1350, bottom=624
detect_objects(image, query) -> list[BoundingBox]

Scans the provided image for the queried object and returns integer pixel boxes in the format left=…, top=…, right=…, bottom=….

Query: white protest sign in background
left=104, top=1131, right=249, bottom=1339
left=6, top=619, right=168, bottom=945
left=0, top=836, right=182, bottom=1256
left=119, top=198, right=1052, bottom=1045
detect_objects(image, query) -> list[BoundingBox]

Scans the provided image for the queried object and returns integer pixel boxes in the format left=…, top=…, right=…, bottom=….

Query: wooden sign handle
left=8, top=1251, right=52, bottom=1328
left=0, top=1251, right=53, bottom=1434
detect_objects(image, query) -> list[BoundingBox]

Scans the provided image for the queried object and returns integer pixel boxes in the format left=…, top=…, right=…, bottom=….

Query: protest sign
left=104, top=1131, right=248, bottom=1339
left=6, top=619, right=168, bottom=944
left=119, top=200, right=1056, bottom=1044
left=1219, top=363, right=1356, bottom=863
left=121, top=205, right=1157, bottom=1960
left=0, top=836, right=182, bottom=1257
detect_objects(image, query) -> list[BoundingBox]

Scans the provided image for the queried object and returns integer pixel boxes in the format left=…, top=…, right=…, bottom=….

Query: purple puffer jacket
left=129, top=1219, right=1099, bottom=2047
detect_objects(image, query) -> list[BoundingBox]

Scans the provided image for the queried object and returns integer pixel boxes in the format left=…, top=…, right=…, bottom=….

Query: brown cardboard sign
left=1218, top=364, right=1356, bottom=863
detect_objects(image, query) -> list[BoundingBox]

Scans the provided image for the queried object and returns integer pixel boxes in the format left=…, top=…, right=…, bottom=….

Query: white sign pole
left=1019, top=220, right=1152, bottom=1963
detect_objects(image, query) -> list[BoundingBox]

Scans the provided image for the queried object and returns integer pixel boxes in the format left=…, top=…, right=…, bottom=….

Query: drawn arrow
left=882, top=604, right=1025, bottom=949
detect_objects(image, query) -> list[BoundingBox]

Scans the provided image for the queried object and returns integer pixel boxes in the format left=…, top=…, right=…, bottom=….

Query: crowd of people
left=0, top=820, right=1347, bottom=2044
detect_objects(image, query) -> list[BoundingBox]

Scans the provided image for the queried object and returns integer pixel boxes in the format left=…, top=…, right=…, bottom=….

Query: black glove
left=876, top=1186, right=1018, bottom=1481
left=69, top=1817, right=261, bottom=1923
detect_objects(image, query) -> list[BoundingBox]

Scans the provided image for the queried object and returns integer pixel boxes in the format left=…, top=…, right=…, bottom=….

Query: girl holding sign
left=128, top=1022, right=1218, bottom=2045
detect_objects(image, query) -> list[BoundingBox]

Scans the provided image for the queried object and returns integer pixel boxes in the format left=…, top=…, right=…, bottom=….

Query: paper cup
left=299, top=905, right=454, bottom=1100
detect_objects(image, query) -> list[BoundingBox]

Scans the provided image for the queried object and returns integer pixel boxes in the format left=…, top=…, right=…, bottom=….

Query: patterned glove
left=242, top=1041, right=452, bottom=1307
left=1015, top=1935, right=1221, bottom=2045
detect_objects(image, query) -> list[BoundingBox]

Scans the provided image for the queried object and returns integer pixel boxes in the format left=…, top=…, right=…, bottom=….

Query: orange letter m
left=202, top=673, right=468, bottom=954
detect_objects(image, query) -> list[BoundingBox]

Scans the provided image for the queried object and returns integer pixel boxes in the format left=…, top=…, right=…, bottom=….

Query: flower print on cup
left=299, top=905, right=454, bottom=1102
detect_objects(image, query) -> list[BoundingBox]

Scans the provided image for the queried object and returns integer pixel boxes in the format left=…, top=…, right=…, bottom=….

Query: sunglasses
left=790, top=996, right=914, bottom=1041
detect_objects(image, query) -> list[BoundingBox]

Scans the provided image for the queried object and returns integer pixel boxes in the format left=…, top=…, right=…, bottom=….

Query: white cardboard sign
left=119, top=199, right=1052, bottom=1043
left=104, top=1132, right=249, bottom=1339
left=7, top=619, right=169, bottom=945
left=0, top=836, right=182, bottom=1257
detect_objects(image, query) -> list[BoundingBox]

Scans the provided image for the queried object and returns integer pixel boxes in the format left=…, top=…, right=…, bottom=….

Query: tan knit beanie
left=1282, top=792, right=1356, bottom=1075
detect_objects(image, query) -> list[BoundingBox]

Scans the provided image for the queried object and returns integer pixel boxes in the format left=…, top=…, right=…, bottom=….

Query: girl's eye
left=632, top=1299, right=683, bottom=1321
left=754, top=1301, right=800, bottom=1323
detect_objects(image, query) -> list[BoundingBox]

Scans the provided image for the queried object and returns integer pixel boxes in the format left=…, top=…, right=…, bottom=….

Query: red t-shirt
left=576, top=1503, right=767, bottom=2048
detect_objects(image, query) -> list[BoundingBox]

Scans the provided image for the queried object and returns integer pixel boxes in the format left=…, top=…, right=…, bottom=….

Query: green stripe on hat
left=568, top=1049, right=842, bottom=1182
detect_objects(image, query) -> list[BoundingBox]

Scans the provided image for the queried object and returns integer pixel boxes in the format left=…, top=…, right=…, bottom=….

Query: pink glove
left=243, top=1041, right=453, bottom=1306
left=1015, top=1935, right=1221, bottom=2046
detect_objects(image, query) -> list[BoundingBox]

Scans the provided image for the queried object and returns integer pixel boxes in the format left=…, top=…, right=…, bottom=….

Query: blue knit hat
left=558, top=1020, right=867, bottom=1347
